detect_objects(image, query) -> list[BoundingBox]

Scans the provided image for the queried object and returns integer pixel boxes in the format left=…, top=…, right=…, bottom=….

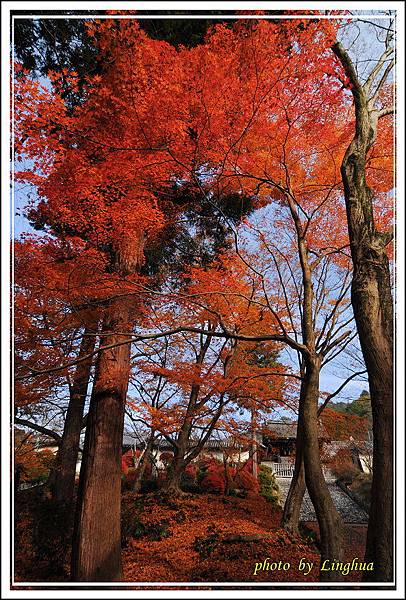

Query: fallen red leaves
left=122, top=493, right=366, bottom=584
left=14, top=489, right=367, bottom=584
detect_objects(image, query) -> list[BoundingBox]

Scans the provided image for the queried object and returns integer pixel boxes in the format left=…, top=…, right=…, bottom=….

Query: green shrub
left=121, top=494, right=145, bottom=546
left=258, top=465, right=281, bottom=506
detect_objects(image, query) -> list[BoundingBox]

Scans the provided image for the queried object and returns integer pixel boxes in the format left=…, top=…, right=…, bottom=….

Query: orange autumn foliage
left=321, top=408, right=369, bottom=442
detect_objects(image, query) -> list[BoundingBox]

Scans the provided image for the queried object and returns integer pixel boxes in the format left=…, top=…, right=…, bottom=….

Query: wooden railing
left=262, top=462, right=333, bottom=479
left=268, top=463, right=295, bottom=477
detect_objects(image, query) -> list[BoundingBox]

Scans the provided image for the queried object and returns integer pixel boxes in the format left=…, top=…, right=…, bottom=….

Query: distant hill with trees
left=330, top=390, right=372, bottom=419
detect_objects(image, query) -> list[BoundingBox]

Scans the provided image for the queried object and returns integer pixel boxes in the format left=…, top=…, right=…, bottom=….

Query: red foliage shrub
left=197, top=457, right=226, bottom=493
left=228, top=466, right=237, bottom=479
left=15, top=444, right=56, bottom=484
left=196, top=457, right=220, bottom=476
left=201, top=472, right=226, bottom=494
left=206, top=458, right=220, bottom=468
left=235, top=470, right=260, bottom=495
left=124, top=467, right=137, bottom=485
left=157, top=470, right=167, bottom=485
left=184, top=462, right=198, bottom=480
left=121, top=450, right=134, bottom=475
left=329, top=448, right=359, bottom=483
left=242, top=458, right=253, bottom=472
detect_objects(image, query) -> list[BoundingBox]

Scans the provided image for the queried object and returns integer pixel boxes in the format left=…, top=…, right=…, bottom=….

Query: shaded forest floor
left=14, top=489, right=367, bottom=584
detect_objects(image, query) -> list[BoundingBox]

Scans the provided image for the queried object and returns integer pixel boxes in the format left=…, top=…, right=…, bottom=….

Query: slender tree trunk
left=251, top=408, right=258, bottom=479
left=282, top=419, right=306, bottom=534
left=223, top=455, right=232, bottom=496
left=282, top=174, right=344, bottom=573
left=71, top=299, right=132, bottom=582
left=133, top=431, right=155, bottom=494
left=50, top=325, right=97, bottom=504
left=282, top=372, right=307, bottom=533
left=162, top=384, right=199, bottom=495
left=163, top=334, right=229, bottom=494
left=301, top=358, right=344, bottom=580
left=332, top=42, right=394, bottom=582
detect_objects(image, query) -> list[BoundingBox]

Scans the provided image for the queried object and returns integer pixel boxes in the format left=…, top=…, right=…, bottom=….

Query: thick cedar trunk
left=71, top=299, right=132, bottom=582
left=364, top=381, right=393, bottom=579
left=51, top=326, right=97, bottom=504
left=282, top=419, right=306, bottom=534
left=301, top=358, right=344, bottom=579
left=344, top=170, right=393, bottom=581
left=332, top=42, right=394, bottom=582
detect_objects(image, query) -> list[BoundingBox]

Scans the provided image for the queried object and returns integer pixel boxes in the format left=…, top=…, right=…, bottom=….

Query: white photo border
left=2, top=2, right=404, bottom=598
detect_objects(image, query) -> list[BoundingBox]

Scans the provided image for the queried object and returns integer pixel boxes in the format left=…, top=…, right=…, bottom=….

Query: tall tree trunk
left=282, top=419, right=306, bottom=534
left=71, top=299, right=132, bottom=582
left=332, top=42, right=394, bottom=582
left=50, top=325, right=97, bottom=504
left=301, top=358, right=344, bottom=580
left=282, top=169, right=344, bottom=574
left=342, top=129, right=393, bottom=583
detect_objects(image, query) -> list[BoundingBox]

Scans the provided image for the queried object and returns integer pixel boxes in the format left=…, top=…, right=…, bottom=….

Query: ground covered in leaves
left=14, top=489, right=367, bottom=584
left=121, top=492, right=367, bottom=583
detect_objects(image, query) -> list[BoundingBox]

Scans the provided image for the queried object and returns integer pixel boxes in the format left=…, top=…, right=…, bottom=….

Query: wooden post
left=252, top=409, right=258, bottom=479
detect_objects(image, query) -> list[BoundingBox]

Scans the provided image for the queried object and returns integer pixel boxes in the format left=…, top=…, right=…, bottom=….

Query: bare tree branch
left=14, top=418, right=61, bottom=443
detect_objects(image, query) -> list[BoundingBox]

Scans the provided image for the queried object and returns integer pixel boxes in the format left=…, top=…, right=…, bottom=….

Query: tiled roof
left=264, top=421, right=297, bottom=438
left=122, top=433, right=247, bottom=450
left=263, top=420, right=330, bottom=440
